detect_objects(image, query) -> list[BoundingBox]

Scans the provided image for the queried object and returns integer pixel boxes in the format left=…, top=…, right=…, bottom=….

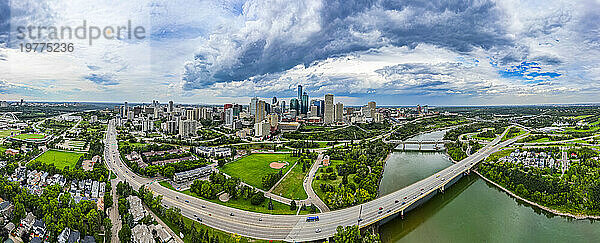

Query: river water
left=378, top=130, right=600, bottom=242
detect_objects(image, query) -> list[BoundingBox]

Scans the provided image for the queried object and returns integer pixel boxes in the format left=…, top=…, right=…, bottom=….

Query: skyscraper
left=297, top=85, right=303, bottom=113
left=301, top=92, right=309, bottom=114
left=256, top=100, right=266, bottom=123
left=368, top=101, right=376, bottom=118
left=272, top=97, right=278, bottom=106
left=290, top=98, right=299, bottom=112
left=168, top=100, right=174, bottom=113
left=324, top=94, right=334, bottom=124
left=335, top=102, right=344, bottom=122
left=250, top=97, right=258, bottom=116
left=281, top=100, right=286, bottom=113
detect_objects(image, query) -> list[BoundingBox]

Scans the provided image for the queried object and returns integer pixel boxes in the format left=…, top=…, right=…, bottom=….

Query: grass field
left=220, top=153, right=297, bottom=190
left=484, top=149, right=515, bottom=162
left=271, top=162, right=308, bottom=200
left=32, top=149, right=84, bottom=169
left=13, top=133, right=47, bottom=140
left=501, top=128, right=527, bottom=142
left=0, top=129, right=19, bottom=138
left=159, top=181, right=306, bottom=215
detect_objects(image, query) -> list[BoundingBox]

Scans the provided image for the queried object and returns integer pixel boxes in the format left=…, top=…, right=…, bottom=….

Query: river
left=378, top=130, right=600, bottom=242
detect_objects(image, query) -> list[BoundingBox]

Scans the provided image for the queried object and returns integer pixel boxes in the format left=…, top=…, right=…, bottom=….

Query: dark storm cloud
left=183, top=0, right=513, bottom=89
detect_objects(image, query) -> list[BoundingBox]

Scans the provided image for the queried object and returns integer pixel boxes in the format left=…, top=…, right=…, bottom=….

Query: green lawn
left=501, top=128, right=526, bottom=142
left=32, top=149, right=84, bottom=169
left=472, top=135, right=496, bottom=141
left=526, top=137, right=552, bottom=143
left=13, top=133, right=47, bottom=140
left=0, top=129, right=19, bottom=138
left=220, top=153, right=297, bottom=190
left=271, top=161, right=308, bottom=200
left=484, top=149, right=515, bottom=162
left=159, top=181, right=306, bottom=215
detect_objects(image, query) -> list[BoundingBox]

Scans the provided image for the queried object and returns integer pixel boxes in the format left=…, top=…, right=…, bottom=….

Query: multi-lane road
left=104, top=119, right=526, bottom=242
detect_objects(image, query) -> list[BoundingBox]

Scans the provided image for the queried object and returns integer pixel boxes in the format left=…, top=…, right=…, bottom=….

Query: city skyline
left=1, top=0, right=600, bottom=105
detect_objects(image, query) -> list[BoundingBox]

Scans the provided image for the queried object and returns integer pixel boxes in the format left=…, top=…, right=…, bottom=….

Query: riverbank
left=473, top=170, right=600, bottom=220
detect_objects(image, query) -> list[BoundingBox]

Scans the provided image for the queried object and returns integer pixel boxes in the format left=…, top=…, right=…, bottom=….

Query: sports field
left=32, top=149, right=84, bottom=169
left=0, top=130, right=19, bottom=138
left=13, top=133, right=48, bottom=140
left=220, top=153, right=297, bottom=189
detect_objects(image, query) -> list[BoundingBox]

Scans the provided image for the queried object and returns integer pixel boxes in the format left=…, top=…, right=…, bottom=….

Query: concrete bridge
left=387, top=140, right=452, bottom=151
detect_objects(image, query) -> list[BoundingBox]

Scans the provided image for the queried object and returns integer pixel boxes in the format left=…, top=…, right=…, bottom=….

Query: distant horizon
left=4, top=99, right=600, bottom=108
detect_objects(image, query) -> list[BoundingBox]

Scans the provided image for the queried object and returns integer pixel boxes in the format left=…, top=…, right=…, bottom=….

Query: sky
left=0, top=0, right=599, bottom=106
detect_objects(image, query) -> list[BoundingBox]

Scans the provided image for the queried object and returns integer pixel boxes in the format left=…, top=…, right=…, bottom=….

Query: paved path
left=303, top=153, right=330, bottom=212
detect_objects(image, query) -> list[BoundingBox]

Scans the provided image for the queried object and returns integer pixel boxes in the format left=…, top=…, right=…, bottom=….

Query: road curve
left=104, top=119, right=525, bottom=242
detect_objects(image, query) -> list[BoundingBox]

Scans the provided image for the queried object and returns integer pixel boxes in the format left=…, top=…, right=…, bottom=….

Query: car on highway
left=315, top=228, right=321, bottom=233
left=230, top=213, right=235, bottom=216
left=306, top=216, right=319, bottom=222
left=197, top=217, right=202, bottom=222
left=176, top=196, right=179, bottom=199
left=403, top=196, right=408, bottom=200
left=185, top=200, right=189, bottom=203
left=201, top=205, right=206, bottom=208
left=258, top=218, right=263, bottom=221
left=379, top=207, right=383, bottom=210
left=395, top=200, right=399, bottom=203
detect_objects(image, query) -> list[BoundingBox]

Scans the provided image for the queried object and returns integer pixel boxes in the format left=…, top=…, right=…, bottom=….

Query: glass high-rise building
left=290, top=98, right=299, bottom=111
left=301, top=92, right=309, bottom=114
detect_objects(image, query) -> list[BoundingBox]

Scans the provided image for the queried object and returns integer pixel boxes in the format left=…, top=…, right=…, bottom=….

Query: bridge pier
left=419, top=142, right=422, bottom=151
left=401, top=210, right=404, bottom=219
left=403, top=143, right=405, bottom=150
left=440, top=185, right=445, bottom=193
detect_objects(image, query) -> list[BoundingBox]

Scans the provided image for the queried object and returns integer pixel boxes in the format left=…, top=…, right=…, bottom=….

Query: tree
left=119, top=224, right=132, bottom=243
left=290, top=200, right=297, bottom=211
left=333, top=225, right=360, bottom=243
left=268, top=198, right=274, bottom=210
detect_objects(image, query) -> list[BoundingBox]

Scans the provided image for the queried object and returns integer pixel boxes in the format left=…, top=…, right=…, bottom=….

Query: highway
left=104, top=119, right=527, bottom=242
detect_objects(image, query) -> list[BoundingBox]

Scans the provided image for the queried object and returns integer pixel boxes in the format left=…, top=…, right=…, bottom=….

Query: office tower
left=281, top=101, right=286, bottom=113
left=233, top=104, right=242, bottom=116
left=324, top=94, right=334, bottom=124
left=225, top=108, right=234, bottom=126
left=309, top=105, right=318, bottom=117
left=290, top=98, right=299, bottom=112
left=268, top=113, right=279, bottom=129
left=301, top=92, right=309, bottom=114
left=368, top=101, right=376, bottom=117
left=335, top=103, right=344, bottom=122
left=256, top=100, right=266, bottom=123
left=168, top=100, right=174, bottom=113
left=297, top=85, right=303, bottom=102
left=250, top=97, right=258, bottom=116
left=265, top=103, right=271, bottom=115
left=254, top=120, right=271, bottom=137
left=311, top=99, right=324, bottom=116
left=142, top=119, right=154, bottom=132
left=179, top=119, right=197, bottom=138
left=272, top=97, right=278, bottom=105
